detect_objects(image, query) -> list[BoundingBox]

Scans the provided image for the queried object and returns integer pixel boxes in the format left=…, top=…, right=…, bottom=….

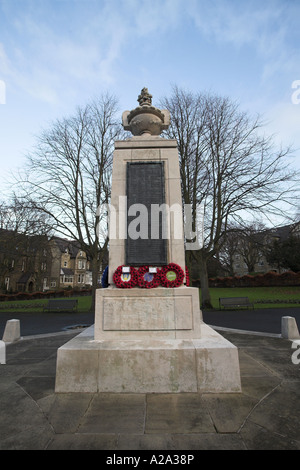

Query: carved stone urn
left=122, top=87, right=170, bottom=136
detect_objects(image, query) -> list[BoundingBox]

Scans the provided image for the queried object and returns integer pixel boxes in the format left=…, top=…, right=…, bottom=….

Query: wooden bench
left=219, top=297, right=254, bottom=310
left=43, top=299, right=78, bottom=312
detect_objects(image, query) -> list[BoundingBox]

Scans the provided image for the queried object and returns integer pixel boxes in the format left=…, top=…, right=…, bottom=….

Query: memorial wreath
left=137, top=266, right=161, bottom=288
left=113, top=265, right=138, bottom=288
left=185, top=266, right=190, bottom=286
left=113, top=263, right=185, bottom=288
left=160, top=263, right=185, bottom=288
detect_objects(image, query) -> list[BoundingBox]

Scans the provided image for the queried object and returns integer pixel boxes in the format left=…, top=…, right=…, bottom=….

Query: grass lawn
left=203, top=286, right=300, bottom=309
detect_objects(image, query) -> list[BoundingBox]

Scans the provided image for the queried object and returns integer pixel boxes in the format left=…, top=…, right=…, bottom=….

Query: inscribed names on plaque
left=126, top=162, right=167, bottom=265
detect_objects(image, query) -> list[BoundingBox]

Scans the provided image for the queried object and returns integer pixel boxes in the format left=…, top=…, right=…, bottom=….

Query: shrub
left=209, top=270, right=300, bottom=287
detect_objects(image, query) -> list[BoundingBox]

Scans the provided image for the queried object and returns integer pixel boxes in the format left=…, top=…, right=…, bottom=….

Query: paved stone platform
left=0, top=329, right=299, bottom=450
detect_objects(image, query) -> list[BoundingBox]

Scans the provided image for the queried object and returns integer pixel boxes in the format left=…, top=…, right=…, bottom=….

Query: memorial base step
left=55, top=325, right=242, bottom=393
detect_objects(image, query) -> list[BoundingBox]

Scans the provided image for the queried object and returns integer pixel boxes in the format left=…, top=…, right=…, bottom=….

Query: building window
left=60, top=275, right=73, bottom=284
left=64, top=261, right=67, bottom=267
left=78, top=274, right=85, bottom=283
left=78, top=260, right=86, bottom=269
left=50, top=280, right=56, bottom=288
left=5, top=277, right=10, bottom=291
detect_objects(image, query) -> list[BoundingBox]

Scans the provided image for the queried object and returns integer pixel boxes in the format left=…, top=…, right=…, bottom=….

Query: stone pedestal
left=94, top=287, right=202, bottom=340
left=55, top=324, right=241, bottom=393
left=56, top=286, right=241, bottom=393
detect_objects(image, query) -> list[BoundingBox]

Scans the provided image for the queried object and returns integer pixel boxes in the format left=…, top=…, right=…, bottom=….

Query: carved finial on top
left=137, top=87, right=152, bottom=107
left=122, top=88, right=170, bottom=136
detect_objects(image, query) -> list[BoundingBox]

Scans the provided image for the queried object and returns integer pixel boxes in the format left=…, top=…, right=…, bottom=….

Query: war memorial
left=55, top=89, right=241, bottom=394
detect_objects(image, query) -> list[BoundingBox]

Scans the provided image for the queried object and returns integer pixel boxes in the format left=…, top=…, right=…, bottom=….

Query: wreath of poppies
left=185, top=266, right=190, bottom=286
left=160, top=263, right=185, bottom=288
left=113, top=263, right=185, bottom=288
left=113, top=265, right=138, bottom=288
left=137, top=266, right=161, bottom=288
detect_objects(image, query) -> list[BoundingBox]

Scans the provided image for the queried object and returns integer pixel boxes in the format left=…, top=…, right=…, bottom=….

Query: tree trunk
left=185, top=251, right=193, bottom=285
left=199, top=252, right=213, bottom=309
left=91, top=257, right=99, bottom=312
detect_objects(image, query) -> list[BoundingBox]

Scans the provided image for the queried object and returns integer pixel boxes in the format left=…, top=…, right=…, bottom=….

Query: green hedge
left=0, top=288, right=92, bottom=302
left=207, top=271, right=300, bottom=288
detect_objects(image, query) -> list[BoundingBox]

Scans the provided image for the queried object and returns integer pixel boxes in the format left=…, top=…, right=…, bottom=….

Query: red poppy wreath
left=113, top=265, right=138, bottom=288
left=137, top=266, right=161, bottom=288
left=185, top=266, right=190, bottom=286
left=160, top=263, right=184, bottom=288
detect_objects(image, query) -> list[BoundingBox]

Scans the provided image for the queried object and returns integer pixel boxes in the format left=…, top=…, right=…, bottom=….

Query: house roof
left=264, top=222, right=300, bottom=241
left=52, top=237, right=81, bottom=258
left=60, top=268, right=74, bottom=276
left=17, top=272, right=34, bottom=284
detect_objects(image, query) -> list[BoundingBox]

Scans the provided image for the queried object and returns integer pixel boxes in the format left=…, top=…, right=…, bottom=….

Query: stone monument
left=55, top=89, right=241, bottom=393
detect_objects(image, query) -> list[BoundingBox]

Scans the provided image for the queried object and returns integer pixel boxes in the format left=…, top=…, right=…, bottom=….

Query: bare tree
left=16, top=93, right=124, bottom=309
left=161, top=86, right=300, bottom=308
left=0, top=196, right=52, bottom=291
left=217, top=226, right=241, bottom=276
left=0, top=195, right=51, bottom=235
left=219, top=221, right=267, bottom=275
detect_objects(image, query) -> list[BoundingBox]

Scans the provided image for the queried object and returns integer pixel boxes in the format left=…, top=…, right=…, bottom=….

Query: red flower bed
left=209, top=271, right=300, bottom=287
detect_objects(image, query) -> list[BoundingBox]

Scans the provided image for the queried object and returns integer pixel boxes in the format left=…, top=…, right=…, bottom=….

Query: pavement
left=0, top=311, right=95, bottom=337
left=203, top=307, right=300, bottom=335
left=0, top=327, right=300, bottom=450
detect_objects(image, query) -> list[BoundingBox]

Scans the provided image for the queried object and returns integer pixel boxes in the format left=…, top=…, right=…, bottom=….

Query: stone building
left=0, top=229, right=52, bottom=292
left=0, top=231, right=96, bottom=293
left=231, top=222, right=300, bottom=276
left=48, top=237, right=92, bottom=291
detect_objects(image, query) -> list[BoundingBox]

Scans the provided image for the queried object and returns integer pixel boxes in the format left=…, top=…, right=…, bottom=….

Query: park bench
left=219, top=297, right=254, bottom=310
left=43, top=299, right=78, bottom=312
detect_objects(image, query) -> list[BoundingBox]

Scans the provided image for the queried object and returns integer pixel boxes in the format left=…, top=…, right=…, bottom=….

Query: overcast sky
left=1, top=0, right=300, bottom=204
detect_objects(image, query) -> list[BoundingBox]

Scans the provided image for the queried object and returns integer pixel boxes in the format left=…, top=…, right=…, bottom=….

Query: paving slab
left=47, top=433, right=118, bottom=451
left=78, top=394, right=146, bottom=434
left=0, top=381, right=51, bottom=442
left=0, top=329, right=299, bottom=450
left=145, top=394, right=215, bottom=434
left=46, top=393, right=94, bottom=433
left=248, top=381, right=300, bottom=441
left=201, top=393, right=257, bottom=433
left=240, top=420, right=300, bottom=450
